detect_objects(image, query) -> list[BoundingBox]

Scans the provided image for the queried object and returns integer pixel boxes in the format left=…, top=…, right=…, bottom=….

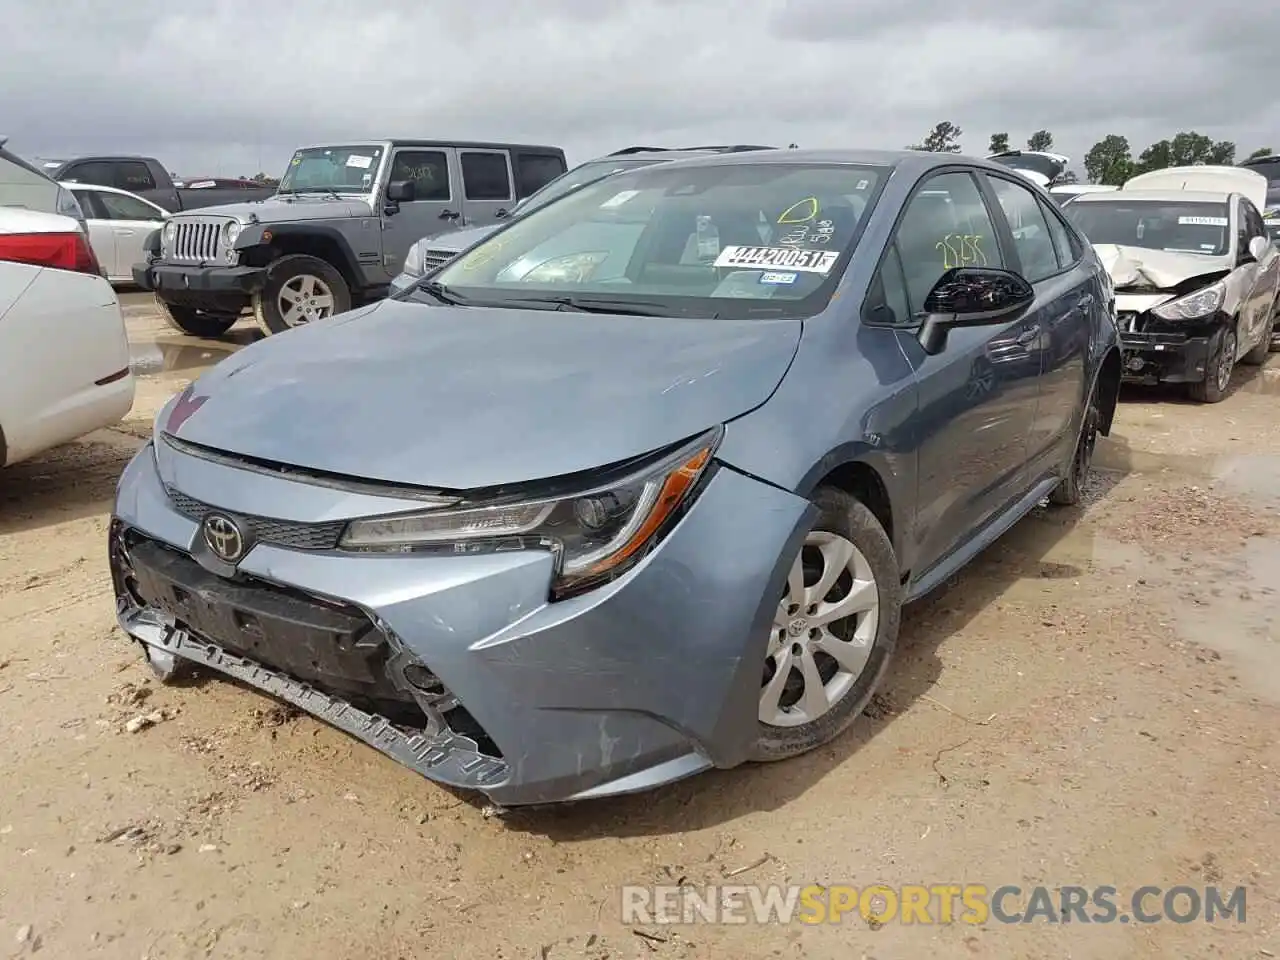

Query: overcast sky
left=3, top=0, right=1278, bottom=178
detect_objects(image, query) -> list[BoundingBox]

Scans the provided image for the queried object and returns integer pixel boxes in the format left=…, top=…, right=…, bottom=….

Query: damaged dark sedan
left=111, top=150, right=1121, bottom=807
left=1065, top=187, right=1280, bottom=402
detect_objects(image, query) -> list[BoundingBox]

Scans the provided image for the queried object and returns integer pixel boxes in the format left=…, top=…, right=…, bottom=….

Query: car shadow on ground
left=496, top=466, right=1128, bottom=840
left=0, top=429, right=144, bottom=537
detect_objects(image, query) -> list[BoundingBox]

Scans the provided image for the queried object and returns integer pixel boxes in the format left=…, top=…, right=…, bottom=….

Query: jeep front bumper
left=133, top=263, right=266, bottom=312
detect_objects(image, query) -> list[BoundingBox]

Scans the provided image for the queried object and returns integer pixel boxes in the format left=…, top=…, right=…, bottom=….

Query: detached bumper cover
left=110, top=441, right=813, bottom=806
left=1119, top=320, right=1224, bottom=385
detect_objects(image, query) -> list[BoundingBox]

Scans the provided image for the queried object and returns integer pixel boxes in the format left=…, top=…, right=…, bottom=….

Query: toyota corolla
left=111, top=150, right=1121, bottom=806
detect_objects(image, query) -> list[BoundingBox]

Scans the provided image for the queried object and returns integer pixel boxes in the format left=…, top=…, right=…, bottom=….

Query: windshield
left=278, top=145, right=383, bottom=194
left=516, top=158, right=657, bottom=215
left=428, top=162, right=885, bottom=320
left=1065, top=200, right=1231, bottom=256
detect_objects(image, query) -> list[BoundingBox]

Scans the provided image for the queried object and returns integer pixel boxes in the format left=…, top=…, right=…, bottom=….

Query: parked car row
left=110, top=147, right=1127, bottom=806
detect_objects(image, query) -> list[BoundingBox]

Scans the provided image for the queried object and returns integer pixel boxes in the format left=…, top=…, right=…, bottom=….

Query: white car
left=61, top=181, right=167, bottom=285
left=1049, top=183, right=1118, bottom=205
left=0, top=205, right=135, bottom=465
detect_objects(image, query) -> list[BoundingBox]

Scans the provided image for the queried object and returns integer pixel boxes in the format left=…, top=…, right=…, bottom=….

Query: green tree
left=1054, top=169, right=1079, bottom=185
left=907, top=121, right=962, bottom=153
left=1134, top=131, right=1236, bottom=174
left=1027, top=130, right=1054, bottom=152
left=1247, top=146, right=1273, bottom=160
left=1083, top=135, right=1135, bottom=186
left=988, top=132, right=1010, bottom=154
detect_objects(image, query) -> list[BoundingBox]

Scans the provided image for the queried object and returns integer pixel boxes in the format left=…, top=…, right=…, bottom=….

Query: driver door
left=381, top=147, right=459, bottom=277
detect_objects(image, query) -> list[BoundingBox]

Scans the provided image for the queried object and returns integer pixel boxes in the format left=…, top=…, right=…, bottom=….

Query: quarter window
left=461, top=152, right=513, bottom=201
left=389, top=150, right=450, bottom=202
left=989, top=176, right=1061, bottom=282
left=893, top=171, right=1004, bottom=315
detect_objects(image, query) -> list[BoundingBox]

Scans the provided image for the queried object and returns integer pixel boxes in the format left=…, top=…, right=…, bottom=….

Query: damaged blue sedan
left=111, top=149, right=1121, bottom=806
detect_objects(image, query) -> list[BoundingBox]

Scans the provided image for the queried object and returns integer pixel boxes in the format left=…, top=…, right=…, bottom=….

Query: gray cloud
left=2, top=0, right=1277, bottom=179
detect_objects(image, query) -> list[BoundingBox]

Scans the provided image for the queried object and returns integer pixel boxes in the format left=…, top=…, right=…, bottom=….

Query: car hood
left=172, top=195, right=374, bottom=223
left=164, top=299, right=802, bottom=490
left=1092, top=243, right=1232, bottom=290
left=422, top=222, right=502, bottom=253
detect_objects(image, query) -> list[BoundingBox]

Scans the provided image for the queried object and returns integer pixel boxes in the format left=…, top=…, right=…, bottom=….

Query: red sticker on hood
left=165, top=385, right=207, bottom=433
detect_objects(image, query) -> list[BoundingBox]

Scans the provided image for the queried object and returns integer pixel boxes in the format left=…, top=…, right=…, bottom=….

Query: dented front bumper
left=109, top=440, right=811, bottom=806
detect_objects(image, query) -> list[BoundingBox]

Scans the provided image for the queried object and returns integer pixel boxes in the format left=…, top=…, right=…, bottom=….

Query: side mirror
left=386, top=180, right=415, bottom=203
left=917, top=267, right=1035, bottom=355
left=1247, top=235, right=1270, bottom=263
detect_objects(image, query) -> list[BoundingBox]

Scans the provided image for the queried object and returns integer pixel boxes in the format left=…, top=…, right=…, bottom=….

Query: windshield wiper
left=410, top=280, right=470, bottom=306
left=512, top=295, right=678, bottom=317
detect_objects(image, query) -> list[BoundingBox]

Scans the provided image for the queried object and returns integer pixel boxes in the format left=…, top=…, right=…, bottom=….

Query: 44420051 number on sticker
left=713, top=245, right=839, bottom=273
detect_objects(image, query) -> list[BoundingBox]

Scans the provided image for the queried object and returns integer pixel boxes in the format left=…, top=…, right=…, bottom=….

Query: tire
left=1049, top=382, right=1099, bottom=507
left=252, top=254, right=351, bottom=336
left=1187, top=325, right=1236, bottom=403
left=158, top=301, right=237, bottom=338
left=1243, top=314, right=1274, bottom=365
left=750, top=486, right=902, bottom=762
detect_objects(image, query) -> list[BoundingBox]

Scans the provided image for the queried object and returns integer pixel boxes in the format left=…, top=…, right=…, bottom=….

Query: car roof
left=58, top=180, right=152, bottom=199
left=1071, top=188, right=1233, bottom=203
left=631, top=147, right=1025, bottom=176
left=296, top=140, right=564, bottom=153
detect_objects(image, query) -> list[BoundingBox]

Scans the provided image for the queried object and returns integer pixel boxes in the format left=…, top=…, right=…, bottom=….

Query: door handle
left=113, top=229, right=135, bottom=237
left=438, top=209, right=460, bottom=221
left=1076, top=294, right=1095, bottom=309
left=1015, top=324, right=1041, bottom=345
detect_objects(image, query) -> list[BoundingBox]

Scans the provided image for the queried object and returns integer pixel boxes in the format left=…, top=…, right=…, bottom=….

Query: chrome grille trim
left=169, top=216, right=231, bottom=263
left=165, top=486, right=347, bottom=551
left=422, top=249, right=458, bottom=271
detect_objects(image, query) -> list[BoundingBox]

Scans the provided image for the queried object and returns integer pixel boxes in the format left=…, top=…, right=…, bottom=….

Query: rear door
left=381, top=146, right=459, bottom=276
left=458, top=149, right=516, bottom=225
left=982, top=172, right=1095, bottom=481
left=92, top=189, right=167, bottom=281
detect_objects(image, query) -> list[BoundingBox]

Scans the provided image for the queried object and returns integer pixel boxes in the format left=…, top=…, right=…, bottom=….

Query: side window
left=63, top=160, right=115, bottom=187
left=389, top=150, right=450, bottom=202
left=98, top=191, right=163, bottom=221
left=893, top=171, right=1005, bottom=315
left=71, top=189, right=105, bottom=219
left=514, top=153, right=566, bottom=198
left=988, top=176, right=1061, bottom=282
left=1037, top=197, right=1079, bottom=270
left=1236, top=199, right=1250, bottom=255
left=460, top=151, right=513, bottom=201
left=1242, top=200, right=1266, bottom=243
left=115, top=161, right=157, bottom=193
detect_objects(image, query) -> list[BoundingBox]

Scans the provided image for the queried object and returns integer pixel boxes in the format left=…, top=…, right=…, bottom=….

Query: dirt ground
left=1, top=293, right=1278, bottom=959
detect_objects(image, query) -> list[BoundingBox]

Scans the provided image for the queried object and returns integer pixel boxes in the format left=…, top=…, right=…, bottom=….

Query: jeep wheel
left=253, top=255, right=351, bottom=336
left=158, top=302, right=237, bottom=338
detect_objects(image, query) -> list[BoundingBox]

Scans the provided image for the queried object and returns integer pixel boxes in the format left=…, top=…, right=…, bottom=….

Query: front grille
left=422, top=248, right=458, bottom=271
left=169, top=217, right=228, bottom=262
left=165, top=486, right=346, bottom=550
left=1117, top=310, right=1145, bottom=333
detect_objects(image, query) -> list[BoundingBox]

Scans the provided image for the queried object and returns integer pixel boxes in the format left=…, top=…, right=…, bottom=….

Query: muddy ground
left=1, top=293, right=1277, bottom=959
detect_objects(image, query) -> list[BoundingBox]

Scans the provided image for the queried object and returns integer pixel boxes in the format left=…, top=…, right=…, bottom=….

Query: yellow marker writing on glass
left=778, top=197, right=819, bottom=224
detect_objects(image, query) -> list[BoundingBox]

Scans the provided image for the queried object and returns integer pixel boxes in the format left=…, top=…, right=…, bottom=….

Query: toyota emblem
left=202, top=513, right=245, bottom=563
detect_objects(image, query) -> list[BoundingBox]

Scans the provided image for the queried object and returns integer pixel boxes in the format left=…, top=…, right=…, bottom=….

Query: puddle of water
left=128, top=337, right=246, bottom=376
left=1237, top=368, right=1280, bottom=396
left=1095, top=441, right=1280, bottom=504
left=995, top=517, right=1150, bottom=604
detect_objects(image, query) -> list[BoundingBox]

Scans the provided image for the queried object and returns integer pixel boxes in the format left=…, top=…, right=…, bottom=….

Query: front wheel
left=158, top=301, right=237, bottom=338
left=1187, top=326, right=1236, bottom=403
left=750, top=487, right=902, bottom=762
left=252, top=255, right=351, bottom=336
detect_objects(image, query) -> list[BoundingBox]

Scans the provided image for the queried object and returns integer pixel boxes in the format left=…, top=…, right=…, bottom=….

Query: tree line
left=906, top=121, right=1274, bottom=186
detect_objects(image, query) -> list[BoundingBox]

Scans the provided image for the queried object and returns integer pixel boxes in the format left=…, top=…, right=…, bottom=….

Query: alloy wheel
left=760, top=530, right=880, bottom=727
left=278, top=274, right=335, bottom=327
left=1216, top=330, right=1236, bottom=393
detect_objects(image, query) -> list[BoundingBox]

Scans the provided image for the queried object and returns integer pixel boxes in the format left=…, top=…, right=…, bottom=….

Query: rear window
left=0, top=148, right=61, bottom=215
left=1065, top=200, right=1230, bottom=256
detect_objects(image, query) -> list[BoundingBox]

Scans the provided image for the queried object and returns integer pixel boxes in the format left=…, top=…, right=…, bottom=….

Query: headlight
left=402, top=239, right=425, bottom=278
left=339, top=428, right=720, bottom=597
left=222, top=221, right=242, bottom=263
left=522, top=251, right=608, bottom=284
left=1150, top=281, right=1225, bottom=321
left=161, top=220, right=177, bottom=255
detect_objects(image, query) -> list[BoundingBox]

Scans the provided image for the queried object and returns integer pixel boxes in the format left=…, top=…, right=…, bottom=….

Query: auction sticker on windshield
left=346, top=155, right=374, bottom=169
left=600, top=190, right=639, bottom=209
left=1178, top=216, right=1228, bottom=226
left=713, top=245, right=839, bottom=273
